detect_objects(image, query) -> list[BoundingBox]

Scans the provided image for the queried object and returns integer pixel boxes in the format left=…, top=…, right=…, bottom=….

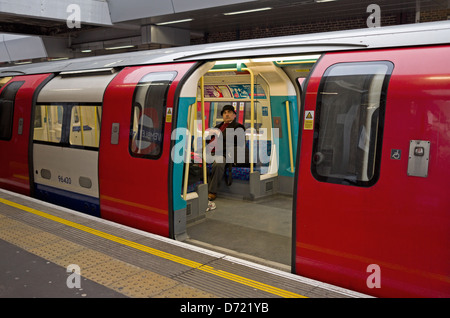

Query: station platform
left=0, top=188, right=369, bottom=301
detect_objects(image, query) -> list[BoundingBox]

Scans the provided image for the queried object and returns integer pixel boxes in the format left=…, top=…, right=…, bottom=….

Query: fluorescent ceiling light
left=224, top=7, right=272, bottom=15
left=81, top=49, right=92, bottom=53
left=105, top=45, right=135, bottom=50
left=315, top=0, right=337, bottom=3
left=215, top=59, right=250, bottom=65
left=48, top=57, right=69, bottom=61
left=252, top=55, right=321, bottom=62
left=156, top=18, right=193, bottom=26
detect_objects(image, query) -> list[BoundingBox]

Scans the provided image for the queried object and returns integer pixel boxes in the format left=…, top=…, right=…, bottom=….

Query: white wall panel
left=33, top=144, right=99, bottom=198
left=37, top=72, right=117, bottom=103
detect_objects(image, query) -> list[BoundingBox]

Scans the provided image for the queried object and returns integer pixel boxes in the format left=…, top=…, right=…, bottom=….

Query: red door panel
left=294, top=46, right=450, bottom=297
left=99, top=63, right=195, bottom=237
left=0, top=74, right=53, bottom=195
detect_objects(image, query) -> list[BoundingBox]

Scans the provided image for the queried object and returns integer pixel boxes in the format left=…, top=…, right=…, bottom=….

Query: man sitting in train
left=206, top=105, right=246, bottom=201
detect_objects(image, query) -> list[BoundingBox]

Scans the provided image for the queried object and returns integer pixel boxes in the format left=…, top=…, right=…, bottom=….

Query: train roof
left=1, top=20, right=450, bottom=76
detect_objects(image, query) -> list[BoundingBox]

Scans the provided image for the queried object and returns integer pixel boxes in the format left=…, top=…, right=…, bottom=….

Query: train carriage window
left=0, top=77, right=13, bottom=90
left=210, top=102, right=239, bottom=127
left=33, top=105, right=64, bottom=143
left=0, top=81, right=24, bottom=140
left=69, top=105, right=102, bottom=148
left=312, top=61, right=393, bottom=186
left=209, top=101, right=263, bottom=132
left=243, top=101, right=263, bottom=132
left=129, top=71, right=177, bottom=159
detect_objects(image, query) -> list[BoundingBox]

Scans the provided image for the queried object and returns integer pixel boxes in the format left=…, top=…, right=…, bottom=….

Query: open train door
left=99, top=63, right=196, bottom=238
left=0, top=73, right=53, bottom=195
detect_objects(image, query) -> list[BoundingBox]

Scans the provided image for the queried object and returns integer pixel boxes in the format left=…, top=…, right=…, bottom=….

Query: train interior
left=179, top=55, right=319, bottom=269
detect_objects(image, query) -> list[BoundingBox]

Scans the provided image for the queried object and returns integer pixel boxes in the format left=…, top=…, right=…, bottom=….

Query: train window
left=33, top=105, right=64, bottom=143
left=0, top=81, right=24, bottom=140
left=69, top=105, right=102, bottom=148
left=243, top=101, right=263, bottom=132
left=210, top=102, right=238, bottom=127
left=209, top=101, right=263, bottom=132
left=129, top=71, right=177, bottom=159
left=311, top=61, right=393, bottom=186
left=0, top=77, right=13, bottom=90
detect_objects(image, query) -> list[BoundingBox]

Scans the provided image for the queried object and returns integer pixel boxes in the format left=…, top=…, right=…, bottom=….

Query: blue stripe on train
left=34, top=183, right=100, bottom=217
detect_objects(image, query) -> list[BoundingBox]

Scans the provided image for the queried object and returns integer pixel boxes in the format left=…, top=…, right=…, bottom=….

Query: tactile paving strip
left=0, top=215, right=215, bottom=298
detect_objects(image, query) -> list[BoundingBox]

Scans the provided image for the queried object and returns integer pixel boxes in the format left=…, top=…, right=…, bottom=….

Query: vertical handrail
left=249, top=69, right=255, bottom=173
left=44, top=106, right=50, bottom=141
left=285, top=100, right=294, bottom=173
left=95, top=106, right=99, bottom=147
left=201, top=76, right=207, bottom=184
left=203, top=67, right=255, bottom=172
left=182, top=103, right=195, bottom=200
left=78, top=106, right=85, bottom=146
left=193, top=97, right=198, bottom=153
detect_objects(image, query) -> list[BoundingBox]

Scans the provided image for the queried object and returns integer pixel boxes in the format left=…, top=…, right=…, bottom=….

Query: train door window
left=243, top=101, right=263, bottom=132
left=209, top=101, right=263, bottom=131
left=69, top=105, right=102, bottom=148
left=311, top=61, right=393, bottom=186
left=0, top=81, right=24, bottom=140
left=129, top=71, right=177, bottom=159
left=0, top=77, right=13, bottom=90
left=33, top=105, right=64, bottom=143
left=210, top=102, right=239, bottom=127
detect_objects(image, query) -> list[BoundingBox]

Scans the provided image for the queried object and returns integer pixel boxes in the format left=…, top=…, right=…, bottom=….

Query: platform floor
left=0, top=188, right=369, bottom=300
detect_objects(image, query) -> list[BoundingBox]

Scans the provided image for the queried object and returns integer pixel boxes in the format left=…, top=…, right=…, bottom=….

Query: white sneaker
left=206, top=200, right=216, bottom=212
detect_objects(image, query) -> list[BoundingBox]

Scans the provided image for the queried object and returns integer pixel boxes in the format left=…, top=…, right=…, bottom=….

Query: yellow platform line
left=0, top=198, right=306, bottom=298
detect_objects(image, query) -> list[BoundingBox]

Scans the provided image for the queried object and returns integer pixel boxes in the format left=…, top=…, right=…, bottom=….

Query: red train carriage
left=0, top=22, right=448, bottom=297
left=99, top=63, right=196, bottom=236
left=0, top=74, right=53, bottom=195
left=295, top=45, right=450, bottom=297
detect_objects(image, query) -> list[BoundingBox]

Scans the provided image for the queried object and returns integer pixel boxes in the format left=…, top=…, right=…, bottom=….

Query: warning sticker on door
left=166, top=108, right=173, bottom=123
left=304, top=111, right=314, bottom=130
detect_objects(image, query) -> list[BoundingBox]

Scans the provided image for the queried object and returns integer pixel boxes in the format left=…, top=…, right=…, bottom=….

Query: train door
left=33, top=70, right=116, bottom=216
left=294, top=47, right=450, bottom=297
left=99, top=63, right=196, bottom=238
left=0, top=74, right=52, bottom=195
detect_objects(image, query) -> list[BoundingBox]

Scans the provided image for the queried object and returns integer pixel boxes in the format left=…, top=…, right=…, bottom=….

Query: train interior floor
left=185, top=193, right=292, bottom=271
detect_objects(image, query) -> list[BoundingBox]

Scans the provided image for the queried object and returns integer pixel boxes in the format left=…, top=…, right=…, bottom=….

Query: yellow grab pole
left=250, top=69, right=254, bottom=173
left=201, top=76, right=207, bottom=184
left=285, top=101, right=294, bottom=173
left=95, top=106, right=99, bottom=147
left=78, top=106, right=85, bottom=146
left=182, top=104, right=194, bottom=200
left=204, top=67, right=255, bottom=172
left=44, top=106, right=50, bottom=141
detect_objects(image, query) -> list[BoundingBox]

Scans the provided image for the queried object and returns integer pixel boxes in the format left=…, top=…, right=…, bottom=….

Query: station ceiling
left=0, top=0, right=448, bottom=62
left=140, top=0, right=449, bottom=34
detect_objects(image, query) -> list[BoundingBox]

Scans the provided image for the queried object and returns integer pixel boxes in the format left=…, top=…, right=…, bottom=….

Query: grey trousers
left=208, top=157, right=227, bottom=194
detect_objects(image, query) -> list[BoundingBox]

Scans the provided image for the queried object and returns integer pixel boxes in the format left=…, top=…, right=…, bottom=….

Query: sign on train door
left=0, top=74, right=53, bottom=195
left=99, top=63, right=196, bottom=237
